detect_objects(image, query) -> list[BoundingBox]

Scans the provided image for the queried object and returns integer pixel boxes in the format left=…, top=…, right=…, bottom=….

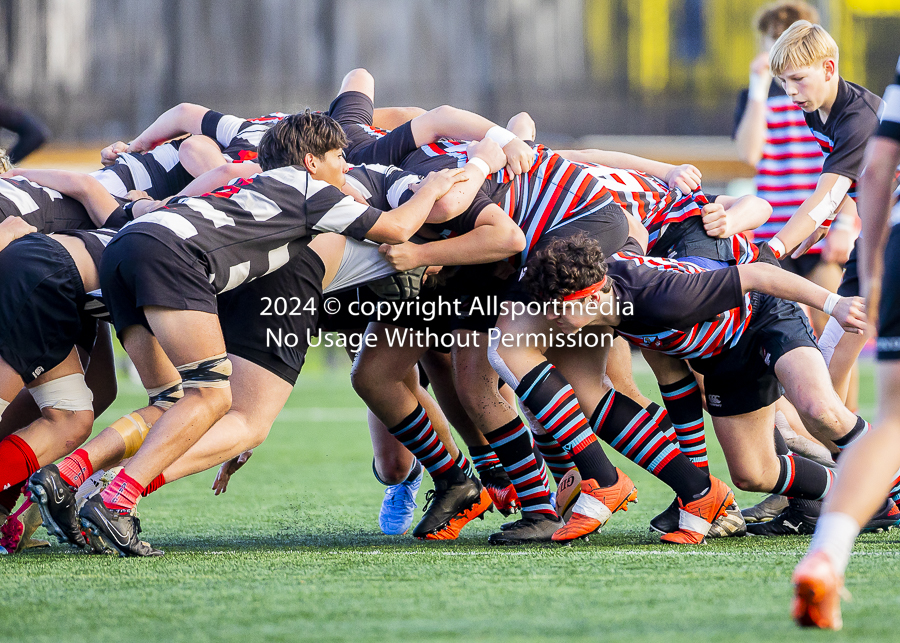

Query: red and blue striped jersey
left=607, top=246, right=752, bottom=360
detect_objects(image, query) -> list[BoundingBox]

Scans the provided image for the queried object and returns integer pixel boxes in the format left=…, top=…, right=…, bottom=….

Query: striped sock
left=659, top=375, right=709, bottom=472
left=890, top=470, right=900, bottom=505
left=773, top=454, right=835, bottom=500
left=387, top=405, right=460, bottom=480
left=468, top=445, right=502, bottom=476
left=532, top=432, right=574, bottom=485
left=484, top=418, right=555, bottom=515
left=833, top=416, right=870, bottom=451
left=645, top=401, right=675, bottom=442
left=516, top=362, right=617, bottom=486
left=454, top=450, right=474, bottom=479
left=591, top=389, right=710, bottom=501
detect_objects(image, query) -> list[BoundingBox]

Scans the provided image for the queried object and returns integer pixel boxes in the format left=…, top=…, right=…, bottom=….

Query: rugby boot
left=741, top=494, right=789, bottom=523
left=792, top=550, right=846, bottom=630
left=661, top=477, right=734, bottom=544
left=649, top=498, right=680, bottom=534
left=707, top=502, right=748, bottom=538
left=78, top=496, right=163, bottom=557
left=747, top=498, right=819, bottom=536
left=28, top=465, right=86, bottom=548
left=551, top=469, right=637, bottom=543
left=379, top=467, right=423, bottom=535
left=480, top=466, right=520, bottom=517
left=489, top=512, right=563, bottom=545
left=423, top=487, right=493, bottom=540
left=0, top=501, right=50, bottom=553
left=412, top=475, right=485, bottom=539
left=860, top=498, right=900, bottom=533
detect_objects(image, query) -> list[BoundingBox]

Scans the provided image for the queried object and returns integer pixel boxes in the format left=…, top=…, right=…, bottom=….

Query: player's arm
left=373, top=107, right=426, bottom=130
left=176, top=162, right=262, bottom=197
left=858, top=136, right=900, bottom=302
left=425, top=138, right=508, bottom=223
left=736, top=261, right=865, bottom=333
left=701, top=194, right=772, bottom=239
left=1, top=168, right=120, bottom=226
left=768, top=172, right=853, bottom=259
left=128, top=103, right=211, bottom=153
left=364, top=168, right=468, bottom=244
left=0, top=216, right=37, bottom=253
left=733, top=53, right=772, bottom=166
left=378, top=203, right=526, bottom=270
left=557, top=148, right=702, bottom=194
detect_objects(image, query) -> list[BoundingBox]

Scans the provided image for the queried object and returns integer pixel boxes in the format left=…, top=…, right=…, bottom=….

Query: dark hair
left=256, top=109, right=348, bottom=171
left=522, top=233, right=610, bottom=301
left=756, top=1, right=819, bottom=38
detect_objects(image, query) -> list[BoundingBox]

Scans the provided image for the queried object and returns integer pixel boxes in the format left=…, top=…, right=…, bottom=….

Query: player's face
left=314, top=149, right=349, bottom=188
left=545, top=296, right=598, bottom=333
left=777, top=61, right=832, bottom=112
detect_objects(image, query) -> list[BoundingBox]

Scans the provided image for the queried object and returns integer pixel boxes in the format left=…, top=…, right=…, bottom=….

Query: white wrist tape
left=748, top=72, right=772, bottom=102
left=769, top=237, right=786, bottom=259
left=28, top=373, right=94, bottom=412
left=485, top=126, right=517, bottom=148
left=823, top=293, right=841, bottom=316
left=466, top=157, right=491, bottom=178
left=807, top=176, right=852, bottom=227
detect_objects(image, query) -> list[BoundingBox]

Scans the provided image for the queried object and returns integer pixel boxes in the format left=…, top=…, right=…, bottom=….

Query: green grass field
left=1, top=351, right=896, bottom=643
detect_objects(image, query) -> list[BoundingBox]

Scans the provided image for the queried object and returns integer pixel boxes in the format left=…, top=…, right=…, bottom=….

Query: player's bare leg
left=606, top=336, right=652, bottom=408
left=177, top=134, right=228, bottom=177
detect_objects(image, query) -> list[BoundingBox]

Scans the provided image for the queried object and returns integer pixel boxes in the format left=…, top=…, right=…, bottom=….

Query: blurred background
left=3, top=0, right=900, bottom=188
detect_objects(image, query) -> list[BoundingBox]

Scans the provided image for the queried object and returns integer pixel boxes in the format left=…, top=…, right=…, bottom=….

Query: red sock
left=141, top=473, right=166, bottom=497
left=100, top=471, right=144, bottom=514
left=57, top=449, right=94, bottom=489
left=0, top=436, right=39, bottom=512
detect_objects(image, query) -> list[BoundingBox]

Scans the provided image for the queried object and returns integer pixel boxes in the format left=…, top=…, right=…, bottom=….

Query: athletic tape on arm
left=808, top=176, right=852, bottom=227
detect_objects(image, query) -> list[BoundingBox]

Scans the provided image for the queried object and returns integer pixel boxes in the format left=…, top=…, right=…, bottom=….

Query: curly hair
left=522, top=233, right=611, bottom=301
left=257, top=109, right=347, bottom=171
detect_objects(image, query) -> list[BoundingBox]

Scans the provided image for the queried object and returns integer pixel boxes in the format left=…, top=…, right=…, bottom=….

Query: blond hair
left=755, top=1, right=820, bottom=39
left=769, top=20, right=838, bottom=76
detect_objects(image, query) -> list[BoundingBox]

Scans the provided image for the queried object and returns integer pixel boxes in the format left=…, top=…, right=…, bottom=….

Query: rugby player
left=791, top=54, right=900, bottom=631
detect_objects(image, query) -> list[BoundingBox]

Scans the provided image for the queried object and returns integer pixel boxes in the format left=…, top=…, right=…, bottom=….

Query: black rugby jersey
left=0, top=176, right=94, bottom=232
left=201, top=110, right=289, bottom=163
left=90, top=139, right=194, bottom=200
left=805, top=77, right=882, bottom=200
left=114, top=165, right=383, bottom=294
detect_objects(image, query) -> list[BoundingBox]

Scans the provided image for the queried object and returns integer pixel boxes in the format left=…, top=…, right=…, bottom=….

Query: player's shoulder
left=837, top=78, right=882, bottom=123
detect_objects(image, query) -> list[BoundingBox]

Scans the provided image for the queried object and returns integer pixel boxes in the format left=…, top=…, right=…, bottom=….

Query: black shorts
left=218, top=246, right=326, bottom=385
left=0, top=235, right=93, bottom=383
left=837, top=240, right=859, bottom=297
left=877, top=226, right=900, bottom=361
left=327, top=91, right=418, bottom=167
left=99, top=230, right=218, bottom=338
left=318, top=287, right=372, bottom=333
left=690, top=293, right=819, bottom=417
left=366, top=281, right=455, bottom=353
left=651, top=216, right=737, bottom=264
left=778, top=252, right=821, bottom=278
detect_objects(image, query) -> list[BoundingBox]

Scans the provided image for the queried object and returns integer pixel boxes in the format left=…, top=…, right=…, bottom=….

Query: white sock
left=809, top=512, right=861, bottom=576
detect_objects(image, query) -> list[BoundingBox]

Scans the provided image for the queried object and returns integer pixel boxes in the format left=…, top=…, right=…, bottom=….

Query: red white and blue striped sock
left=659, top=375, right=710, bottom=472
left=387, top=405, right=458, bottom=480
left=484, top=418, right=555, bottom=515
left=773, top=454, right=835, bottom=500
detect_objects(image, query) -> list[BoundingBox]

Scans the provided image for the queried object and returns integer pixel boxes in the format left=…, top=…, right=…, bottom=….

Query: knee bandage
left=110, top=412, right=151, bottom=459
left=147, top=380, right=184, bottom=409
left=28, top=373, right=94, bottom=412
left=176, top=353, right=232, bottom=389
left=487, top=330, right=520, bottom=389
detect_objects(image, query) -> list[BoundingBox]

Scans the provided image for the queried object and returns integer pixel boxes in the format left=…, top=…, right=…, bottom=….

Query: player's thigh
left=641, top=349, right=692, bottom=386
left=352, top=322, right=427, bottom=386
left=775, top=345, right=851, bottom=427
left=0, top=355, right=25, bottom=404
left=710, top=406, right=780, bottom=490
left=118, top=323, right=181, bottom=390
left=876, top=361, right=900, bottom=428
left=228, top=354, right=293, bottom=434
left=142, top=306, right=227, bottom=366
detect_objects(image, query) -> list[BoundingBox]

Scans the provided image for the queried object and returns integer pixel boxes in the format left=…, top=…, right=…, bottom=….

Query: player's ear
left=823, top=58, right=836, bottom=81
left=303, top=152, right=318, bottom=174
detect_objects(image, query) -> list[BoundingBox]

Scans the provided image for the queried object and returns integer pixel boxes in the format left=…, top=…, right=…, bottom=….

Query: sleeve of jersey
left=200, top=110, right=247, bottom=149
left=308, top=188, right=383, bottom=240
left=822, top=110, right=881, bottom=182
left=642, top=266, right=744, bottom=330
left=876, top=66, right=900, bottom=142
